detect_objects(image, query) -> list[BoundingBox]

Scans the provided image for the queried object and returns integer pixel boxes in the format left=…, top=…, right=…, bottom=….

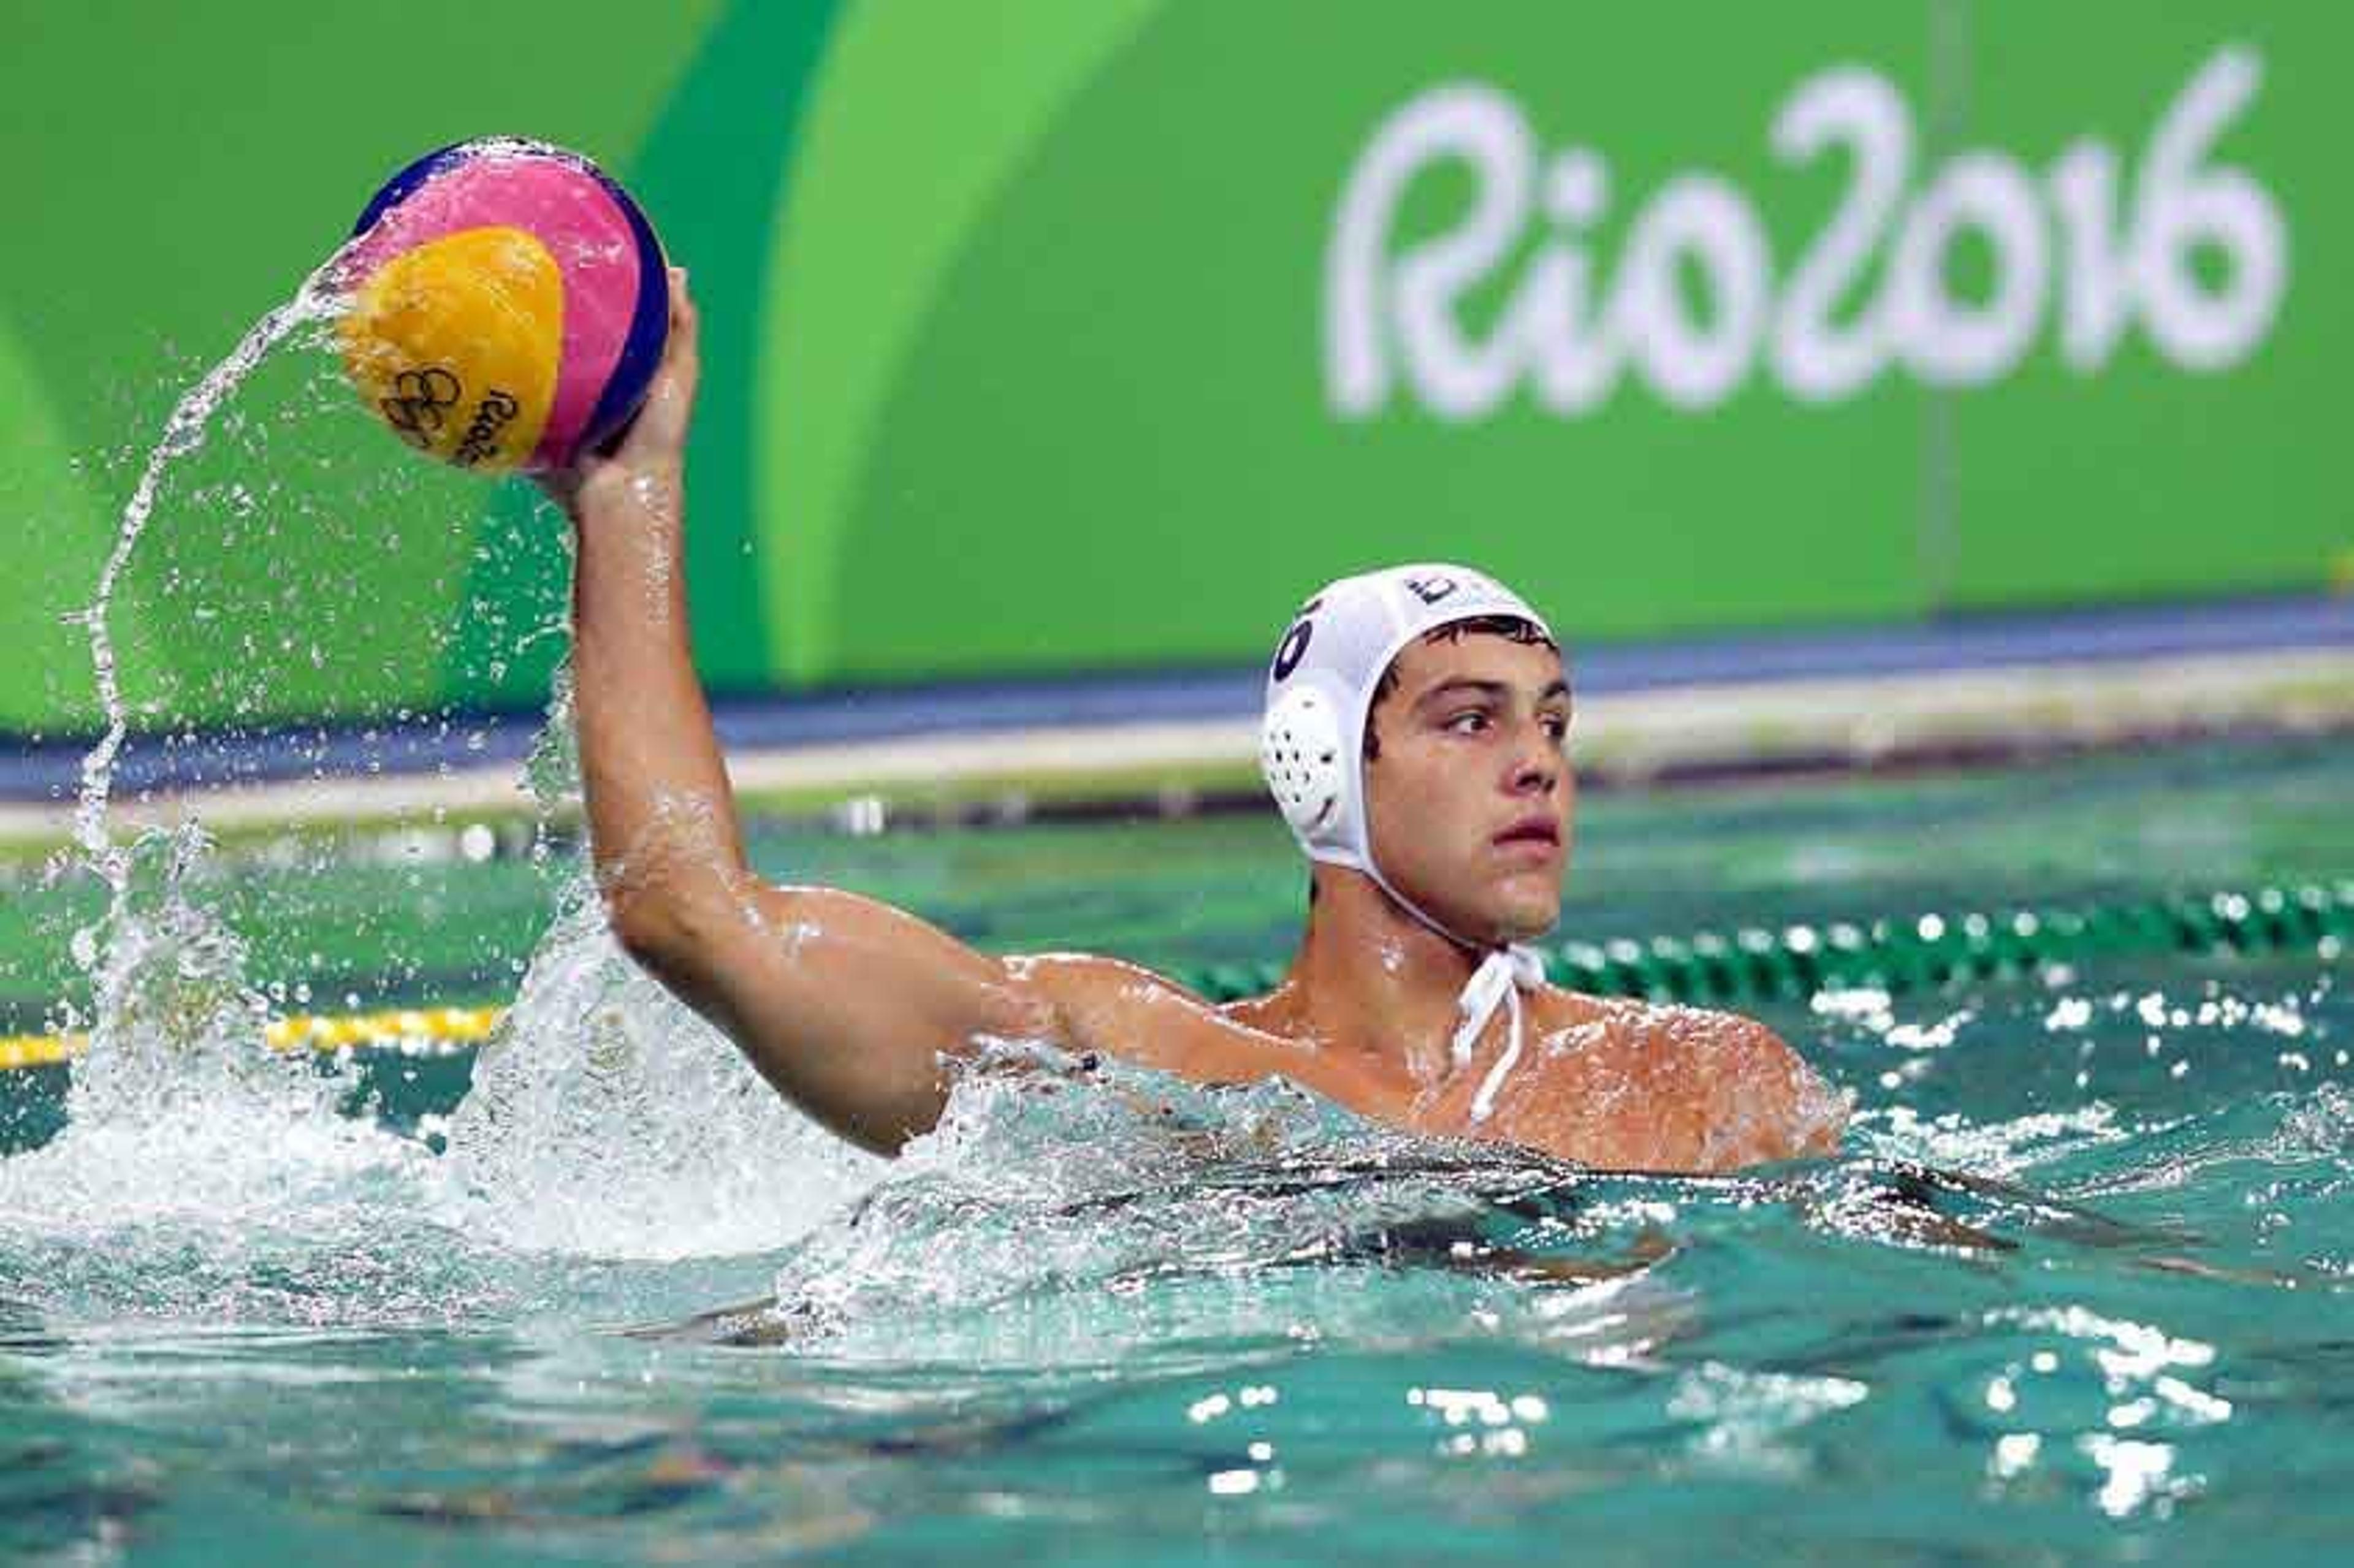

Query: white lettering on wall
left=1325, top=46, right=2287, bottom=420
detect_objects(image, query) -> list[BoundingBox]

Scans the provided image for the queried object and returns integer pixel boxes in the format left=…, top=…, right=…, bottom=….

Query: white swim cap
left=1260, top=562, right=1554, bottom=885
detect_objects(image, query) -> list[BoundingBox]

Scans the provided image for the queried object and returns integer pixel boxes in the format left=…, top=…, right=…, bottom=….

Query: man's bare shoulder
left=1004, top=950, right=1197, bottom=1004
left=1003, top=953, right=1401, bottom=1111
left=1005, top=952, right=1316, bottom=1039
left=1528, top=986, right=1784, bottom=1059
left=1002, top=950, right=1237, bottom=1055
left=1517, top=986, right=1849, bottom=1167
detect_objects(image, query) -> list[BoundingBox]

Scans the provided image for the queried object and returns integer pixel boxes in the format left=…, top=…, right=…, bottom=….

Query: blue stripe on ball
left=350, top=141, right=470, bottom=235
left=582, top=171, right=671, bottom=457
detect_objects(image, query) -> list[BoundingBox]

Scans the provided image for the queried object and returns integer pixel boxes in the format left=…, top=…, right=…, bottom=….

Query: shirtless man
left=544, top=271, right=1847, bottom=1172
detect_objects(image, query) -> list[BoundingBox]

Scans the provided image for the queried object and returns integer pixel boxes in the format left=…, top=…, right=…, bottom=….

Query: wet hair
left=1362, top=615, right=1560, bottom=763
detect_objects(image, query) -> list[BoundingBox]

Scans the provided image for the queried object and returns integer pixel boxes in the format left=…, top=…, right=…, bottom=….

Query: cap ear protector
left=1260, top=685, right=1346, bottom=837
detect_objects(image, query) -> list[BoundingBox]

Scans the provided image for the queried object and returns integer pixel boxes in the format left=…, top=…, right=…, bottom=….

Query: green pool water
left=1, top=736, right=2349, bottom=1564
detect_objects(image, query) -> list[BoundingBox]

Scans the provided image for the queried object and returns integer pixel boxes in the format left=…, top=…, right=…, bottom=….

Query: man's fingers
left=662, top=268, right=701, bottom=406
left=613, top=268, right=699, bottom=463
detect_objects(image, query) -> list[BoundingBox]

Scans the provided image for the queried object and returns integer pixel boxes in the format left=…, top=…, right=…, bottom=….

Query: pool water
left=1, top=736, right=2349, bottom=1563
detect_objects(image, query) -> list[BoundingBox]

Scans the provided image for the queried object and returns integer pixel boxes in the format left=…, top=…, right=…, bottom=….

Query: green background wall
left=1, top=2, right=2341, bottom=734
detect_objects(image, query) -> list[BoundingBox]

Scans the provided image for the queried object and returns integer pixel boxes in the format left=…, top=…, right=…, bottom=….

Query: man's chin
left=1494, top=899, right=1562, bottom=946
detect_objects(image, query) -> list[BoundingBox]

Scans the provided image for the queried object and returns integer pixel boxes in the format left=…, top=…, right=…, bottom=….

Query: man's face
left=1362, top=629, right=1574, bottom=946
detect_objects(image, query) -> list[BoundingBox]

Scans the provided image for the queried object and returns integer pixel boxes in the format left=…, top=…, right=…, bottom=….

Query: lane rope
left=3, top=882, right=2348, bottom=1073
left=1183, top=880, right=2354, bottom=1002
left=0, top=1007, right=503, bottom=1071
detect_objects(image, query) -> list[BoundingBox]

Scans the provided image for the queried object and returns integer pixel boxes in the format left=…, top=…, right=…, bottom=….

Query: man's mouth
left=1493, top=816, right=1561, bottom=848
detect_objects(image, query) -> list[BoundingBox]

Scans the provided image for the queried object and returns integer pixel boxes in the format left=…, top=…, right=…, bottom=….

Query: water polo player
left=544, top=270, right=1847, bottom=1171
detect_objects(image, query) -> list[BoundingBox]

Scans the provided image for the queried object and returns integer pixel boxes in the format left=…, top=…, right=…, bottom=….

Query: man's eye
left=1444, top=710, right=1491, bottom=734
left=1542, top=714, right=1571, bottom=742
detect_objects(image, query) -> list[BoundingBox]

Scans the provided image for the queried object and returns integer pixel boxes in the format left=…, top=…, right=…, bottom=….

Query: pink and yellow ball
left=335, top=138, right=668, bottom=474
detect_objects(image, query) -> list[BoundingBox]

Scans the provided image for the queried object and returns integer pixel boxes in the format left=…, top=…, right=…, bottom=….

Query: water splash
left=437, top=875, right=880, bottom=1260
left=6, top=259, right=384, bottom=1241
left=0, top=818, right=459, bottom=1326
left=67, top=259, right=350, bottom=899
left=65, top=823, right=315, bottom=1130
left=19, top=240, right=866, bottom=1284
left=710, top=1046, right=1724, bottom=1364
left=0, top=256, right=510, bottom=1328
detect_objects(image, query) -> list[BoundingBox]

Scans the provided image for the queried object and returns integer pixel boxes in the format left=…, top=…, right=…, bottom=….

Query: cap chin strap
left=1354, top=859, right=1547, bottom=1127
left=1452, top=944, right=1548, bottom=1124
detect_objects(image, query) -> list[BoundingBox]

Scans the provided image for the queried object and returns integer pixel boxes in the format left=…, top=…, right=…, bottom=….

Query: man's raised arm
left=544, top=270, right=1057, bottom=1152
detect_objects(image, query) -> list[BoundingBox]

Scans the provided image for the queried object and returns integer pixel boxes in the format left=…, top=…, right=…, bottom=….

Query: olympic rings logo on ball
left=379, top=367, right=463, bottom=449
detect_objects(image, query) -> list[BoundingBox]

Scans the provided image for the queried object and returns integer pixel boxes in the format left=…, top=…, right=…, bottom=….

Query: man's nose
left=1507, top=719, right=1558, bottom=793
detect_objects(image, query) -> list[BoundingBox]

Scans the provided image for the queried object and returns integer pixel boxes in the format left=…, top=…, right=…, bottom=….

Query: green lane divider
left=1181, top=881, right=2354, bottom=1005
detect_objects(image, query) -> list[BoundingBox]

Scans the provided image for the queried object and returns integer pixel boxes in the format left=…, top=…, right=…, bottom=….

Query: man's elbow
left=600, top=851, right=771, bottom=958
left=603, top=883, right=717, bottom=988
